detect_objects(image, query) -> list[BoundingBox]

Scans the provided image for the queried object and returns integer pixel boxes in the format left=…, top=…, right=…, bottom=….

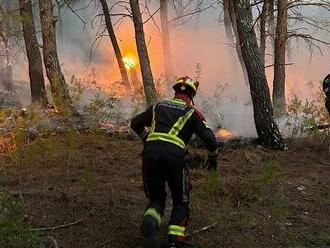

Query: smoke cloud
left=10, top=1, right=330, bottom=137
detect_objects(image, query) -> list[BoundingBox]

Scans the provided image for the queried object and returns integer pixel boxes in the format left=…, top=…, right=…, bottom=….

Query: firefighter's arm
left=323, top=74, right=330, bottom=96
left=192, top=111, right=219, bottom=170
left=130, top=106, right=153, bottom=141
left=325, top=97, right=330, bottom=115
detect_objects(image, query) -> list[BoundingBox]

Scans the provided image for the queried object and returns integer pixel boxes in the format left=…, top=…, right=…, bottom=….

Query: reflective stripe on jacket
left=131, top=98, right=218, bottom=154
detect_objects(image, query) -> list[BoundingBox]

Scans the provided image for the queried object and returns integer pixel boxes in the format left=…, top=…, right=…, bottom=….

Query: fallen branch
left=309, top=124, right=330, bottom=131
left=29, top=219, right=83, bottom=232
left=320, top=160, right=330, bottom=165
left=186, top=222, right=218, bottom=237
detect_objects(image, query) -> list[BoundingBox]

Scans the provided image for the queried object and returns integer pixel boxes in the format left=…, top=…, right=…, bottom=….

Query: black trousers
left=142, top=150, right=191, bottom=236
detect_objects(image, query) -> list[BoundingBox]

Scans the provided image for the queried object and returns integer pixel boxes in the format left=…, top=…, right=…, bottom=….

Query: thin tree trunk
left=129, top=0, right=158, bottom=106
left=227, top=0, right=249, bottom=85
left=160, top=0, right=174, bottom=85
left=232, top=0, right=285, bottom=150
left=273, top=0, right=288, bottom=116
left=260, top=0, right=269, bottom=66
left=39, top=0, right=77, bottom=116
left=19, top=0, right=48, bottom=107
left=99, top=0, right=131, bottom=93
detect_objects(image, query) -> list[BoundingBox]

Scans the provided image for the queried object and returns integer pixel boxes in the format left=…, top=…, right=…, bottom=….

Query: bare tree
left=39, top=0, right=77, bottom=116
left=99, top=0, right=131, bottom=93
left=19, top=0, right=48, bottom=107
left=273, top=0, right=288, bottom=116
left=232, top=0, right=285, bottom=149
left=160, top=0, right=174, bottom=85
left=129, top=0, right=158, bottom=106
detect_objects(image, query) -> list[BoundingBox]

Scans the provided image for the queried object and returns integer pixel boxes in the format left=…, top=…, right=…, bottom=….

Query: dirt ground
left=1, top=134, right=330, bottom=248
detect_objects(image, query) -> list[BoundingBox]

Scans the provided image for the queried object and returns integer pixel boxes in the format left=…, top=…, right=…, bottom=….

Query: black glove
left=206, top=153, right=218, bottom=171
left=139, top=130, right=149, bottom=144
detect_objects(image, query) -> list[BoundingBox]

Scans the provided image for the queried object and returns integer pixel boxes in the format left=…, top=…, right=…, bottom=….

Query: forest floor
left=0, top=134, right=330, bottom=248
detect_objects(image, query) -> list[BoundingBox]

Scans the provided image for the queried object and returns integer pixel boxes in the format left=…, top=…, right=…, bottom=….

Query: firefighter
left=131, top=76, right=219, bottom=248
left=323, top=74, right=330, bottom=115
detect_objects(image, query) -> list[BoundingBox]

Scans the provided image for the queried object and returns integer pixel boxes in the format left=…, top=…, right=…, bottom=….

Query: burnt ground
left=0, top=134, right=330, bottom=248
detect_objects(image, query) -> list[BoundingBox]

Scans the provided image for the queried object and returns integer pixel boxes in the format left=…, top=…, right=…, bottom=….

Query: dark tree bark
left=273, top=0, right=288, bottom=116
left=268, top=0, right=276, bottom=52
left=232, top=0, right=285, bottom=149
left=39, top=0, right=77, bottom=116
left=259, top=0, right=269, bottom=66
left=99, top=0, right=131, bottom=93
left=226, top=0, right=249, bottom=85
left=160, top=0, right=174, bottom=85
left=129, top=0, right=158, bottom=106
left=19, top=0, right=48, bottom=107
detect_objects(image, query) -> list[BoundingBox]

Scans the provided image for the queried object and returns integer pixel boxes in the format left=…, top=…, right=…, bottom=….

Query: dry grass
left=0, top=135, right=329, bottom=247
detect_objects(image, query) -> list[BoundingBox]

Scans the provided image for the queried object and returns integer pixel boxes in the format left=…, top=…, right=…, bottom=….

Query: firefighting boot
left=168, top=241, right=195, bottom=248
left=168, top=236, right=195, bottom=248
left=141, top=215, right=161, bottom=248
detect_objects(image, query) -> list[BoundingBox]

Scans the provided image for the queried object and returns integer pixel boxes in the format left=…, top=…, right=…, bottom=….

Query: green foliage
left=83, top=93, right=122, bottom=133
left=308, top=231, right=330, bottom=247
left=286, top=85, right=330, bottom=139
left=84, top=94, right=117, bottom=117
left=69, top=75, right=87, bottom=104
left=0, top=191, right=40, bottom=248
left=206, top=170, right=221, bottom=194
left=260, top=161, right=279, bottom=185
left=81, top=167, right=96, bottom=192
left=0, top=98, right=4, bottom=110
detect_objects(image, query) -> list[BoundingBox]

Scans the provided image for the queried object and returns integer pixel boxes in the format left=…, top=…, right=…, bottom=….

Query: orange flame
left=215, top=128, right=234, bottom=140
left=123, top=56, right=136, bottom=70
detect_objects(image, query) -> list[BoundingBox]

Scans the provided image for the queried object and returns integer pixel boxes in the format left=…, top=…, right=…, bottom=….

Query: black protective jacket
left=131, top=97, right=218, bottom=156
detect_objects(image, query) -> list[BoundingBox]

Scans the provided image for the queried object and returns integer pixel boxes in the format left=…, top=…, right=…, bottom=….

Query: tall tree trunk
left=99, top=0, right=131, bottom=93
left=0, top=1, right=13, bottom=92
left=160, top=0, right=174, bottom=85
left=268, top=0, right=276, bottom=52
left=260, top=0, right=269, bottom=66
left=19, top=0, right=48, bottom=107
left=39, top=0, right=77, bottom=116
left=129, top=0, right=158, bottom=106
left=273, top=0, right=288, bottom=116
left=232, top=0, right=285, bottom=150
left=223, top=0, right=233, bottom=41
left=226, top=0, right=249, bottom=85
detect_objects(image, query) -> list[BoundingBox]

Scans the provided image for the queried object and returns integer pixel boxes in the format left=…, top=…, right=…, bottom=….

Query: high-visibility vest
left=147, top=100, right=195, bottom=149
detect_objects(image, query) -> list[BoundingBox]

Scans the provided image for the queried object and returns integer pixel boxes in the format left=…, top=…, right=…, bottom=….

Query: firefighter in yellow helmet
left=131, top=76, right=219, bottom=248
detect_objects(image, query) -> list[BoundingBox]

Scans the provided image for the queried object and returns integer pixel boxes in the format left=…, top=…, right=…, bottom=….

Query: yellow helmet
left=173, top=76, right=199, bottom=97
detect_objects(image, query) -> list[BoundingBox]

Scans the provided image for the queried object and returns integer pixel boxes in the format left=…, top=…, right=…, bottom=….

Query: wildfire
left=215, top=128, right=234, bottom=140
left=123, top=56, right=136, bottom=70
